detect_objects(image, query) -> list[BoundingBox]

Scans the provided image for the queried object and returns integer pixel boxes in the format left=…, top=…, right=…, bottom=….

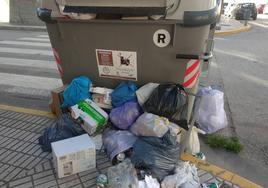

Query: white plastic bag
left=136, top=83, right=159, bottom=106
left=186, top=126, right=205, bottom=155
left=161, top=162, right=200, bottom=188
left=196, top=87, right=228, bottom=134
left=138, top=175, right=160, bottom=188
left=130, top=113, right=169, bottom=137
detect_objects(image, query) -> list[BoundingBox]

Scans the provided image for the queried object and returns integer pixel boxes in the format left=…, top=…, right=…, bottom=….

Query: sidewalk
left=215, top=17, right=251, bottom=36
left=0, top=106, right=262, bottom=188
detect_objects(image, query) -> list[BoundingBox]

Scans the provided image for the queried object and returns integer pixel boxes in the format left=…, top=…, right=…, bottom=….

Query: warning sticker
left=96, top=49, right=137, bottom=81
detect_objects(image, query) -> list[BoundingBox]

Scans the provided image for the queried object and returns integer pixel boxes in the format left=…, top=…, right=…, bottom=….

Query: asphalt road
left=0, top=17, right=268, bottom=186
left=201, top=17, right=268, bottom=187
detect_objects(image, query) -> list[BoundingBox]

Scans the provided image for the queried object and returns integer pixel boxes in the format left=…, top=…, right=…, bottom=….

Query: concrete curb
left=0, top=24, right=46, bottom=32
left=181, top=153, right=263, bottom=188
left=215, top=25, right=251, bottom=36
left=0, top=104, right=55, bottom=118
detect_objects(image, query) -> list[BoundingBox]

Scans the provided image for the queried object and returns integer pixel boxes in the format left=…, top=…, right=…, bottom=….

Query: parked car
left=263, top=4, right=268, bottom=14
left=235, top=3, right=257, bottom=20
left=257, top=4, right=265, bottom=14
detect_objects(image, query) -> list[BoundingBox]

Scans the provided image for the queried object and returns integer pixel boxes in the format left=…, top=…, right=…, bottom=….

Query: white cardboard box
left=51, top=134, right=96, bottom=178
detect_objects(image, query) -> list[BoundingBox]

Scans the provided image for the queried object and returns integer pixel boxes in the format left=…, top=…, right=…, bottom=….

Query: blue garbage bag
left=111, top=81, right=137, bottom=107
left=62, top=76, right=92, bottom=108
left=38, top=113, right=85, bottom=152
left=110, top=101, right=142, bottom=130
left=102, top=128, right=137, bottom=162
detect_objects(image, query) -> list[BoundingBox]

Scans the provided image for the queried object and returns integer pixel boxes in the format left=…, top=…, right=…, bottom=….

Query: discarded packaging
left=110, top=101, right=141, bottom=130
left=39, top=113, right=85, bottom=152
left=71, top=99, right=108, bottom=135
left=97, top=174, right=108, bottom=188
left=161, top=161, right=200, bottom=188
left=143, top=83, right=188, bottom=129
left=111, top=81, right=137, bottom=107
left=49, top=85, right=67, bottom=118
left=186, top=126, right=205, bottom=155
left=51, top=134, right=96, bottom=178
left=102, top=128, right=137, bottom=162
left=136, top=83, right=159, bottom=106
left=91, top=87, right=113, bottom=109
left=62, top=76, right=92, bottom=108
left=131, top=131, right=180, bottom=181
left=195, top=86, right=228, bottom=134
left=138, top=175, right=160, bottom=188
left=107, top=158, right=139, bottom=188
left=130, top=112, right=169, bottom=137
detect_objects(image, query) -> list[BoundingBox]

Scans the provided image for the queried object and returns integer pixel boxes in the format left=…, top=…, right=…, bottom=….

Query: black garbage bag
left=130, top=130, right=180, bottom=181
left=143, top=83, right=188, bottom=130
left=39, top=113, right=85, bottom=152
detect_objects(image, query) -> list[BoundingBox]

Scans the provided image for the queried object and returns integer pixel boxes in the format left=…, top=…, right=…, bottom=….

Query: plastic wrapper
left=143, top=83, right=188, bottom=129
left=130, top=112, right=169, bottom=137
left=107, top=159, right=139, bottom=188
left=111, top=81, right=137, bottom=107
left=131, top=131, right=180, bottom=181
left=136, top=83, right=159, bottom=106
left=38, top=113, right=85, bottom=152
left=110, top=101, right=142, bottom=130
left=138, top=175, right=160, bottom=188
left=161, top=161, right=200, bottom=188
left=195, top=86, right=228, bottom=134
left=102, top=128, right=137, bottom=161
left=62, top=76, right=92, bottom=107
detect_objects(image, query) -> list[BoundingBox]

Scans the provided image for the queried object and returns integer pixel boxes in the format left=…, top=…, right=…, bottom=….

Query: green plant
left=204, top=134, right=243, bottom=153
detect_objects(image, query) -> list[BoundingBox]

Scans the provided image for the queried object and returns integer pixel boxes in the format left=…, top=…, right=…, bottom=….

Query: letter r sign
left=153, top=29, right=171, bottom=48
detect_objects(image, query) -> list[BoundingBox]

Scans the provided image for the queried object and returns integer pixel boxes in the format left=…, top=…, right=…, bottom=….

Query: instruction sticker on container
left=96, top=49, right=137, bottom=81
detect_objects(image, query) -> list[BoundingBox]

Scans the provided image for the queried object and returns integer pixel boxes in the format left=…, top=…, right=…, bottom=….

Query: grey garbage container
left=37, top=0, right=218, bottom=137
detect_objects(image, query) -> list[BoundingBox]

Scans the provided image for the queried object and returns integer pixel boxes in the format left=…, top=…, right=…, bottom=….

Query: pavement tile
left=34, top=174, right=55, bottom=186
left=82, top=179, right=96, bottom=188
left=9, top=176, right=31, bottom=187
left=200, top=173, right=214, bottom=183
left=57, top=174, right=79, bottom=184
left=34, top=180, right=57, bottom=188
left=13, top=181, right=33, bottom=188
left=59, top=179, right=81, bottom=188
left=3, top=167, right=22, bottom=182
left=33, top=170, right=54, bottom=180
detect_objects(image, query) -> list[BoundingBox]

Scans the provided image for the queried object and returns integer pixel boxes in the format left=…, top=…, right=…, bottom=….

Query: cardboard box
left=49, top=85, right=67, bottom=118
left=71, top=99, right=108, bottom=135
left=52, top=134, right=96, bottom=178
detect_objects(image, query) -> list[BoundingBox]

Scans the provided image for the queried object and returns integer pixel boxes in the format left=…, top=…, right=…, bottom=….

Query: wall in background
left=0, top=0, right=9, bottom=22
left=9, top=0, right=43, bottom=25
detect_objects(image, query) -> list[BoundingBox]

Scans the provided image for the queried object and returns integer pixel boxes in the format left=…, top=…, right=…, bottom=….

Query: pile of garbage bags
left=38, top=76, right=228, bottom=187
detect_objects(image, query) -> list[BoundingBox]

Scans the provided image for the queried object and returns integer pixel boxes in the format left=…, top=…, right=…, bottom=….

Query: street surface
left=0, top=16, right=267, bottom=186
left=201, top=16, right=268, bottom=187
left=0, top=30, right=61, bottom=110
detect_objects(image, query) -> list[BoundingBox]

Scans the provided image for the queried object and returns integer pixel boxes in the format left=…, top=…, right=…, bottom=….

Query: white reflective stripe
left=0, top=57, right=56, bottom=69
left=0, top=47, right=53, bottom=56
left=250, top=22, right=268, bottom=28
left=18, top=37, right=50, bottom=42
left=186, top=59, right=197, bottom=69
left=36, top=35, right=49, bottom=38
left=184, top=61, right=200, bottom=81
left=184, top=76, right=198, bottom=88
left=0, top=40, right=51, bottom=47
left=0, top=72, right=62, bottom=90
